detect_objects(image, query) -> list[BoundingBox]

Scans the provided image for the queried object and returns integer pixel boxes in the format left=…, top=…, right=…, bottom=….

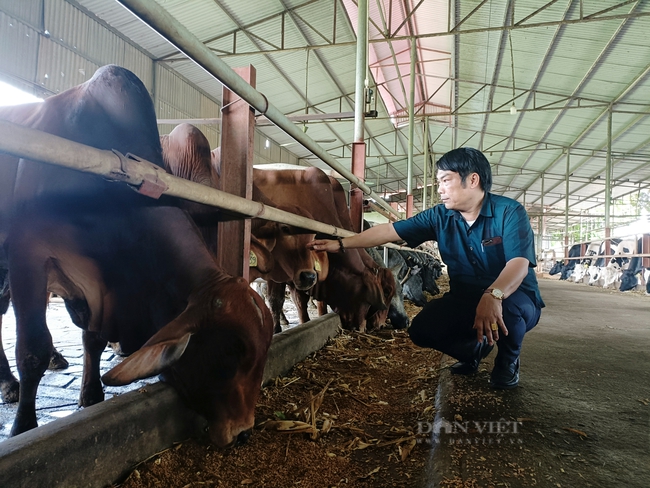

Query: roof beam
left=508, top=1, right=643, bottom=197
left=179, top=10, right=650, bottom=59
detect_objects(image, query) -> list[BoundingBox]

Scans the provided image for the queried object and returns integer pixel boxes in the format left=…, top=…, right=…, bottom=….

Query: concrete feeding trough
left=0, top=313, right=341, bottom=488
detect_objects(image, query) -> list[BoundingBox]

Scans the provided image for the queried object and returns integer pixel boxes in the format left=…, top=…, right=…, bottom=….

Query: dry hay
left=114, top=278, right=450, bottom=488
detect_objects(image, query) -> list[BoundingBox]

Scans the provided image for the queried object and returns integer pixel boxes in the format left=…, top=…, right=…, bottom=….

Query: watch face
left=492, top=288, right=505, bottom=299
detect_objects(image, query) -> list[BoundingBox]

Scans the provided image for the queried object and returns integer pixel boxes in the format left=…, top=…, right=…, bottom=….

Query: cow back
left=1, top=65, right=163, bottom=215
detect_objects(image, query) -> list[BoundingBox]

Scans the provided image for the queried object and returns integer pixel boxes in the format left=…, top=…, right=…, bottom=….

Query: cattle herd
left=548, top=238, right=650, bottom=293
left=0, top=65, right=444, bottom=447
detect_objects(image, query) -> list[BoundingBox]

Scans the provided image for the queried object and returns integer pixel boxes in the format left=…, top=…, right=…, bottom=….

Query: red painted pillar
left=350, top=141, right=366, bottom=233
left=406, top=194, right=414, bottom=218
left=643, top=233, right=650, bottom=268
left=216, top=66, right=256, bottom=280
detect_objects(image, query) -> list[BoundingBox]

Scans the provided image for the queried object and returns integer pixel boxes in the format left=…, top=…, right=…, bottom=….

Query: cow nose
left=297, top=271, right=317, bottom=289
left=235, top=429, right=252, bottom=446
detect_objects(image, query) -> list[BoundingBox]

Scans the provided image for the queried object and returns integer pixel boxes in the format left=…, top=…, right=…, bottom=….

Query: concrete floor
left=0, top=299, right=151, bottom=441
left=429, top=278, right=650, bottom=487
left=1, top=279, right=648, bottom=487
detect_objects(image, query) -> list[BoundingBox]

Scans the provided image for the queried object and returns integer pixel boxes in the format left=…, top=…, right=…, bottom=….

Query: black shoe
left=490, top=358, right=520, bottom=389
left=450, top=339, right=494, bottom=375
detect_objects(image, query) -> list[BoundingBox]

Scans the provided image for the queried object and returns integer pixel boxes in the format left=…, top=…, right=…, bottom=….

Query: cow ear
left=101, top=332, right=192, bottom=386
left=102, top=305, right=199, bottom=386
left=250, top=236, right=275, bottom=273
left=389, top=263, right=402, bottom=276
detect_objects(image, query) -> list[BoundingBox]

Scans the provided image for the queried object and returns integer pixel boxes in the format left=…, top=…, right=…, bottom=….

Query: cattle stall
left=0, top=100, right=419, bottom=485
left=547, top=235, right=650, bottom=292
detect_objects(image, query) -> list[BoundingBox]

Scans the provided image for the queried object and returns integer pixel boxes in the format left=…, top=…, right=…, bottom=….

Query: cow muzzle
left=235, top=428, right=252, bottom=446
left=295, top=270, right=317, bottom=290
left=208, top=425, right=253, bottom=448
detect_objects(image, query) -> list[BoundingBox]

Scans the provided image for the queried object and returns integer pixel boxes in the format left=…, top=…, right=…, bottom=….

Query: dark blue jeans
left=408, top=288, right=541, bottom=365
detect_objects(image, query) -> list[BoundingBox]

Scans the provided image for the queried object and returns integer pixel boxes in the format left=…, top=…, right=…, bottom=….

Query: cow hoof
left=48, top=350, right=69, bottom=370
left=0, top=380, right=20, bottom=403
left=79, top=387, right=105, bottom=408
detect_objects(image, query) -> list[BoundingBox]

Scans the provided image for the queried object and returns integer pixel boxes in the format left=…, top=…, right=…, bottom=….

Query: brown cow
left=163, top=126, right=328, bottom=332
left=0, top=65, right=273, bottom=446
left=253, top=167, right=394, bottom=332
left=160, top=123, right=274, bottom=273
left=326, top=174, right=396, bottom=329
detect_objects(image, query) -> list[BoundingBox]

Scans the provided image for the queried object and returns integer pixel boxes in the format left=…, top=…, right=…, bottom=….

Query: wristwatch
left=484, top=288, right=505, bottom=300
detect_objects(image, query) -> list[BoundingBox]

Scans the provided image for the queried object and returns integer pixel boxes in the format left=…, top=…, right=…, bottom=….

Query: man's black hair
left=435, top=147, right=492, bottom=193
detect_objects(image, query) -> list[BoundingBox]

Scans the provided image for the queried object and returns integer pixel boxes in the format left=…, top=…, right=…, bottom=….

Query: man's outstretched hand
left=307, top=239, right=341, bottom=253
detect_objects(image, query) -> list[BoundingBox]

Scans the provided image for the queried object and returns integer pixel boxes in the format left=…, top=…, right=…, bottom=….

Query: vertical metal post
left=353, top=0, right=368, bottom=143
left=564, top=149, right=570, bottom=258
left=422, top=119, right=429, bottom=211
left=350, top=0, right=368, bottom=232
left=350, top=143, right=366, bottom=232
left=406, top=38, right=416, bottom=217
left=430, top=151, right=436, bottom=208
left=216, top=66, right=256, bottom=280
left=605, top=106, right=613, bottom=254
left=539, top=172, right=545, bottom=255
left=643, top=234, right=650, bottom=268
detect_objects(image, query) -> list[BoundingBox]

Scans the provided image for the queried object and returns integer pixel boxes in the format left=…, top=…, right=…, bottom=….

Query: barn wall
left=0, top=0, right=296, bottom=162
left=155, top=63, right=221, bottom=149
left=253, top=134, right=299, bottom=166
left=0, top=9, right=41, bottom=94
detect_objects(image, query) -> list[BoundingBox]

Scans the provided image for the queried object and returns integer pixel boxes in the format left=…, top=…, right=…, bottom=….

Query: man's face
left=436, top=170, right=474, bottom=210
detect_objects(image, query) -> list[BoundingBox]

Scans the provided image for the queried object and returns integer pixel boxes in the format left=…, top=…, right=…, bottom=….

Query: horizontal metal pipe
left=0, top=121, right=354, bottom=238
left=365, top=200, right=399, bottom=222
left=563, top=253, right=650, bottom=261
left=157, top=112, right=356, bottom=126
left=0, top=121, right=422, bottom=254
left=117, top=0, right=400, bottom=219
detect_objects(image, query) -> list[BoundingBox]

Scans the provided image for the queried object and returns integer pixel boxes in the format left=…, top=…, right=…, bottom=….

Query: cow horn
left=399, top=268, right=412, bottom=286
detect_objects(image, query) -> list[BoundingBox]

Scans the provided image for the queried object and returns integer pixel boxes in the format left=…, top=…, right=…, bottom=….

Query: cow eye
left=280, top=224, right=291, bottom=234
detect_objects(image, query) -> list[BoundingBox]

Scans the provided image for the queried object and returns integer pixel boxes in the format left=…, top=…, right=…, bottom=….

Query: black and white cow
left=619, top=238, right=649, bottom=292
left=398, top=249, right=444, bottom=297
left=551, top=243, right=583, bottom=281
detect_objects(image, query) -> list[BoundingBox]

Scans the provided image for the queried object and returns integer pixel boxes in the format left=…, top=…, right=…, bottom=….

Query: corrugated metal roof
left=18, top=0, right=650, bottom=234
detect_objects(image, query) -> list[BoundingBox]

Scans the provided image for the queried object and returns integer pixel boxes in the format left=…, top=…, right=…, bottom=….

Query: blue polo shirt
left=393, top=193, right=544, bottom=308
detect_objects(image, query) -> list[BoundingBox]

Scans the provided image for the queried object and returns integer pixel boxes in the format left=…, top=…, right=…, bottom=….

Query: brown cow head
left=102, top=277, right=273, bottom=448
left=251, top=207, right=329, bottom=290
left=366, top=266, right=397, bottom=330
left=312, top=261, right=388, bottom=332
left=358, top=251, right=396, bottom=330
